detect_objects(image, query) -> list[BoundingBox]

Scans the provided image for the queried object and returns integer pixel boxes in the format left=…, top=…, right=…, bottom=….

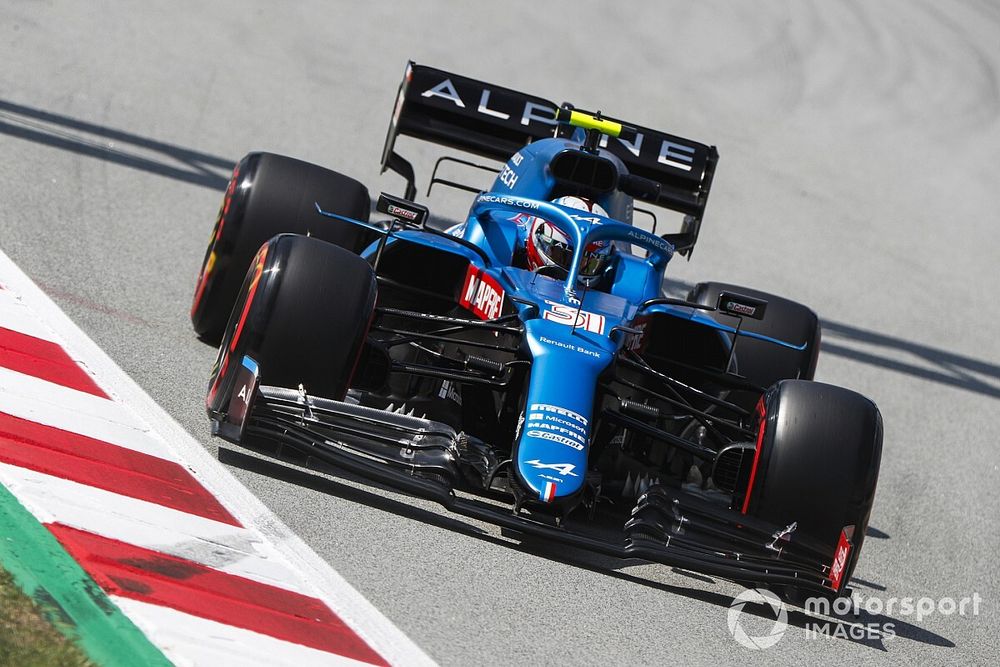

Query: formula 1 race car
left=191, top=62, right=882, bottom=597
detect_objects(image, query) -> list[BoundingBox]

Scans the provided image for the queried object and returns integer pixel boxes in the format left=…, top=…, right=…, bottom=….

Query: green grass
left=0, top=567, right=93, bottom=667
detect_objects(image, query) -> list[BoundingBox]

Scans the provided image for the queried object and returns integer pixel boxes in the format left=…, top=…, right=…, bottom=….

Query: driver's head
left=526, top=196, right=615, bottom=278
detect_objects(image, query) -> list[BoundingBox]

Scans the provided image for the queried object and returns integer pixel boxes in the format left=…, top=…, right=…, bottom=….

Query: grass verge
left=0, top=566, right=93, bottom=667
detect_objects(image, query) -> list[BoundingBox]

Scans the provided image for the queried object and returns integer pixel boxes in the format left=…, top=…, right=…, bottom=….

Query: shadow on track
left=0, top=99, right=232, bottom=190
left=219, top=445, right=955, bottom=652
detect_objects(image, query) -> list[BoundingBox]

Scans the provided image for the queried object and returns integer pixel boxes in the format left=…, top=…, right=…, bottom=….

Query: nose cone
left=512, top=318, right=613, bottom=504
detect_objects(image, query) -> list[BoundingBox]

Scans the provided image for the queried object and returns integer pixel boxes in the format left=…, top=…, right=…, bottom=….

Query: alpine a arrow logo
left=525, top=459, right=579, bottom=477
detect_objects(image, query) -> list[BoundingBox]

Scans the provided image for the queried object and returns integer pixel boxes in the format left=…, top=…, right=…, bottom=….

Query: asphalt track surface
left=2, top=1, right=998, bottom=664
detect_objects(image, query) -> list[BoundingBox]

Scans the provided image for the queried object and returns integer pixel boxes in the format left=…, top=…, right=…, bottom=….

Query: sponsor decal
left=416, top=73, right=703, bottom=174
left=459, top=265, right=505, bottom=320
left=524, top=403, right=590, bottom=450
left=437, top=380, right=462, bottom=406
left=525, top=429, right=583, bottom=450
left=376, top=192, right=428, bottom=227
left=626, top=228, right=672, bottom=252
left=624, top=319, right=648, bottom=352
left=498, top=164, right=518, bottom=189
left=530, top=403, right=587, bottom=426
left=421, top=79, right=558, bottom=127
left=524, top=459, right=578, bottom=477
left=386, top=203, right=419, bottom=221
left=542, top=300, right=606, bottom=335
left=718, top=292, right=768, bottom=321
left=538, top=335, right=601, bottom=358
left=509, top=212, right=533, bottom=228
left=657, top=140, right=696, bottom=171
left=477, top=89, right=508, bottom=119
left=421, top=78, right=466, bottom=107
left=569, top=213, right=602, bottom=225
left=476, top=194, right=540, bottom=209
left=596, top=125, right=697, bottom=171
left=225, top=355, right=259, bottom=434
left=829, top=528, right=852, bottom=591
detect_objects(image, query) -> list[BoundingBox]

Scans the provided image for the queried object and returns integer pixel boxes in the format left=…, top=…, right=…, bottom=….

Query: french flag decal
left=541, top=481, right=557, bottom=502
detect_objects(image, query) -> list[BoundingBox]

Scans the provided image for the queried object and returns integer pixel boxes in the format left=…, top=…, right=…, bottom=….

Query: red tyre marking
left=49, top=524, right=388, bottom=665
left=0, top=327, right=108, bottom=398
left=191, top=164, right=240, bottom=318
left=0, top=412, right=240, bottom=526
left=229, top=244, right=268, bottom=353
left=206, top=243, right=268, bottom=406
left=741, top=397, right=767, bottom=514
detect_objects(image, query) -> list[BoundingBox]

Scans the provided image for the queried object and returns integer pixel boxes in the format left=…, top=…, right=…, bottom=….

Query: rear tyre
left=191, top=152, right=376, bottom=344
left=746, top=380, right=882, bottom=593
left=207, top=234, right=377, bottom=418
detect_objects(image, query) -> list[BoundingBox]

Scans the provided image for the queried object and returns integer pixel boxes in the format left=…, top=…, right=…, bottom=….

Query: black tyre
left=689, top=282, right=820, bottom=389
left=207, top=234, right=377, bottom=417
left=192, top=152, right=376, bottom=344
left=746, top=380, right=882, bottom=592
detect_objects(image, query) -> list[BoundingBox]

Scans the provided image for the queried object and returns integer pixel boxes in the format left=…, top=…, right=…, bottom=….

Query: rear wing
left=380, top=62, right=719, bottom=256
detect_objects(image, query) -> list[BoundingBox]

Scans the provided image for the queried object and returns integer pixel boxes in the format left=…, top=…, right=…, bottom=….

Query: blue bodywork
left=319, top=134, right=805, bottom=504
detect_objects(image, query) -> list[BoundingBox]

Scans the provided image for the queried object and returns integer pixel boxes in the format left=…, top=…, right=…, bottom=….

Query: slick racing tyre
left=191, top=152, right=376, bottom=344
left=690, top=282, right=820, bottom=409
left=206, top=234, right=377, bottom=418
left=745, top=380, right=883, bottom=593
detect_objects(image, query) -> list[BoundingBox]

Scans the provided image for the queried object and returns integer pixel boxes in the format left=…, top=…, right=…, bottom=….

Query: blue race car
left=192, top=62, right=883, bottom=598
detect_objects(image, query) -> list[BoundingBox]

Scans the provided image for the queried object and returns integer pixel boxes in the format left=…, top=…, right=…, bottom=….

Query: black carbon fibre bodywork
left=218, top=384, right=850, bottom=596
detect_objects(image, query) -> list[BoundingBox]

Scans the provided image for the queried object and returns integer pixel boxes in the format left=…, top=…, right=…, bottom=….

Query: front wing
left=215, top=382, right=851, bottom=597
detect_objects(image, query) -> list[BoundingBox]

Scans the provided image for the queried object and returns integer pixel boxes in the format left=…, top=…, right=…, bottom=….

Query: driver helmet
left=526, top=196, right=614, bottom=277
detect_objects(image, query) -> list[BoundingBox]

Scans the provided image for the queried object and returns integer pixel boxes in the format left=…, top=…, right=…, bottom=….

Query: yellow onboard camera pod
left=563, top=109, right=623, bottom=137
left=555, top=107, right=637, bottom=144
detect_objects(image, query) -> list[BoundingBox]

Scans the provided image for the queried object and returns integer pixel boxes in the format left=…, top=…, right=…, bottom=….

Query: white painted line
left=0, top=289, right=55, bottom=341
left=0, top=249, right=434, bottom=665
left=0, top=462, right=314, bottom=594
left=113, top=597, right=378, bottom=667
left=0, top=366, right=180, bottom=464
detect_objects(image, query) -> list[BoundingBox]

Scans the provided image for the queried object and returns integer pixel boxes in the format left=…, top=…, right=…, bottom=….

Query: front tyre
left=192, top=152, right=375, bottom=344
left=746, top=380, right=883, bottom=593
left=207, top=234, right=377, bottom=419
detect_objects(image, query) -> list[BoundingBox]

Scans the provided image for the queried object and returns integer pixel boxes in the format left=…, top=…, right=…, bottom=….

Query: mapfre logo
left=459, top=265, right=504, bottom=320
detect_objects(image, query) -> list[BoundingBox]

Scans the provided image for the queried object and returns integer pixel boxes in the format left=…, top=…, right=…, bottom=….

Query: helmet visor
left=533, top=223, right=573, bottom=270
left=579, top=242, right=612, bottom=276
